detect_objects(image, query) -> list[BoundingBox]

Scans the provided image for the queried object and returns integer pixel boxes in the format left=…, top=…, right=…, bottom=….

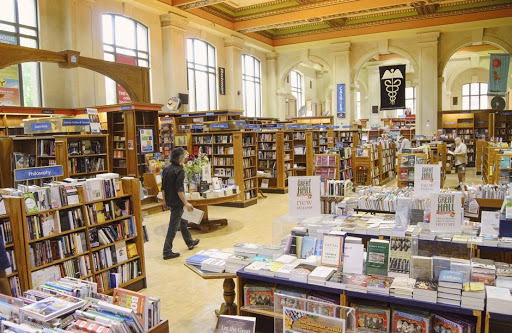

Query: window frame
left=461, top=82, right=488, bottom=110
left=186, top=38, right=218, bottom=112
left=290, top=70, right=304, bottom=115
left=242, top=54, right=262, bottom=117
left=102, top=14, right=150, bottom=104
left=0, top=0, right=41, bottom=107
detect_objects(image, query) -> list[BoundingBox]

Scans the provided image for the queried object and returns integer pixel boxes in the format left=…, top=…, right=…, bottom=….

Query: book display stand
left=397, top=153, right=428, bottom=188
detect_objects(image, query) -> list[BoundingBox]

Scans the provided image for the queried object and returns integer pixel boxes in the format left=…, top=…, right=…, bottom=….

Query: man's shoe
left=455, top=185, right=461, bottom=190
left=163, top=252, right=180, bottom=260
left=188, top=239, right=200, bottom=250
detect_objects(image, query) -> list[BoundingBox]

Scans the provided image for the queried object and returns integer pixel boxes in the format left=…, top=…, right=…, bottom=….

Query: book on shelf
left=243, top=284, right=275, bottom=310
left=365, top=239, right=389, bottom=276
left=217, top=315, right=256, bottom=333
left=353, top=302, right=390, bottom=333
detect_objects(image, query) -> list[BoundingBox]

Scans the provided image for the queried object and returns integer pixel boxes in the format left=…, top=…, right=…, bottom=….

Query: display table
left=187, top=193, right=239, bottom=232
left=185, top=263, right=237, bottom=317
left=485, top=312, right=512, bottom=333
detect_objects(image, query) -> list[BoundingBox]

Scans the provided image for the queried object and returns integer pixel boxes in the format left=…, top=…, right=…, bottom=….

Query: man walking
left=161, top=148, right=199, bottom=259
left=449, top=137, right=468, bottom=190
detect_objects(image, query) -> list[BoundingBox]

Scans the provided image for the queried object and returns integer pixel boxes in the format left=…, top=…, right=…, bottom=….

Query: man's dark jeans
left=163, top=206, right=193, bottom=255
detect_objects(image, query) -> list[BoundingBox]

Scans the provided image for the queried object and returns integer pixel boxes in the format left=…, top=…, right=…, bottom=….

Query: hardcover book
left=392, top=309, right=430, bottom=333
left=439, top=270, right=464, bottom=289
left=366, top=239, right=389, bottom=276
left=354, top=303, right=390, bottom=333
left=112, top=288, right=148, bottom=330
left=217, top=315, right=255, bottom=333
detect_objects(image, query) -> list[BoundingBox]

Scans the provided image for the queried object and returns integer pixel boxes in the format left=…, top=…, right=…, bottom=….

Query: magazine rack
left=273, top=293, right=355, bottom=333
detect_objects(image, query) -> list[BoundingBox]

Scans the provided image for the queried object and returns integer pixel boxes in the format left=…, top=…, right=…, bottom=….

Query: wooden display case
left=334, top=129, right=360, bottom=147
left=483, top=142, right=506, bottom=184
left=314, top=153, right=340, bottom=180
left=257, top=131, right=293, bottom=193
left=54, top=134, right=110, bottom=179
left=396, top=153, right=428, bottom=187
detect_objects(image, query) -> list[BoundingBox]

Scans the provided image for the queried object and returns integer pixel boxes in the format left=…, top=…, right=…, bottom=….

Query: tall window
left=405, top=87, right=416, bottom=114
left=356, top=91, right=361, bottom=119
left=462, top=83, right=488, bottom=110
left=0, top=0, right=41, bottom=107
left=187, top=38, right=217, bottom=111
left=102, top=14, right=149, bottom=104
left=290, top=70, right=304, bottom=114
left=242, top=55, right=261, bottom=117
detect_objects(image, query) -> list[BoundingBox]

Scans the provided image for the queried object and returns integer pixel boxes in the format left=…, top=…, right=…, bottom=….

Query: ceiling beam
left=233, top=0, right=411, bottom=32
left=171, top=0, right=226, bottom=9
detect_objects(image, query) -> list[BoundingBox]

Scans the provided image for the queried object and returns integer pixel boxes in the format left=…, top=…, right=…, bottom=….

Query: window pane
left=255, top=58, right=260, bottom=76
left=481, top=83, right=488, bottom=94
left=405, top=87, right=414, bottom=99
left=471, top=82, right=479, bottom=95
left=102, top=15, right=113, bottom=45
left=246, top=58, right=254, bottom=76
left=255, top=83, right=261, bottom=117
left=0, top=64, right=20, bottom=106
left=104, top=45, right=114, bottom=52
left=480, top=95, right=488, bottom=109
left=115, top=16, right=135, bottom=49
left=462, top=84, right=469, bottom=96
left=104, top=53, right=115, bottom=62
left=0, top=23, right=16, bottom=33
left=136, top=23, right=148, bottom=52
left=195, top=71, right=208, bottom=111
left=187, top=68, right=196, bottom=110
left=138, top=52, right=148, bottom=59
left=470, top=96, right=479, bottom=110
left=19, top=37, right=36, bottom=48
left=0, top=0, right=15, bottom=24
left=207, top=45, right=215, bottom=67
left=187, top=39, right=194, bottom=62
left=194, top=40, right=207, bottom=65
left=21, top=62, right=40, bottom=107
left=116, top=48, right=136, bottom=57
left=19, top=27, right=36, bottom=37
left=138, top=59, right=148, bottom=67
left=17, top=0, right=37, bottom=27
left=208, top=73, right=217, bottom=110
left=462, top=96, right=469, bottom=110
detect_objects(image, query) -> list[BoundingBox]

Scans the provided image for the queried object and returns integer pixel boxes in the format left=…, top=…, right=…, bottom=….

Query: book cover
left=414, top=278, right=438, bottom=292
left=354, top=304, right=390, bottom=333
left=300, top=236, right=316, bottom=259
left=366, top=240, right=389, bottom=276
left=439, top=270, right=464, bottom=288
left=431, top=313, right=464, bottom=333
left=23, top=193, right=39, bottom=213
left=112, top=288, right=148, bottom=330
left=217, top=315, right=255, bottom=333
left=21, top=295, right=85, bottom=321
left=392, top=309, right=430, bottom=333
left=411, top=256, right=433, bottom=280
left=388, top=236, right=412, bottom=277
left=243, top=285, right=275, bottom=309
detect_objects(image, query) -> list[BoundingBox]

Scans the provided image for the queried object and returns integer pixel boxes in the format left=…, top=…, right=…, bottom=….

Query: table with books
left=184, top=263, right=238, bottom=317
left=187, top=193, right=239, bottom=232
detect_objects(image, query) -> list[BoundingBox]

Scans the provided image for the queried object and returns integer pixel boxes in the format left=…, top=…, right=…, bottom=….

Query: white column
left=74, top=0, right=96, bottom=107
left=366, top=65, right=381, bottom=127
left=265, top=52, right=278, bottom=118
left=160, top=13, right=188, bottom=110
left=417, top=32, right=440, bottom=135
left=223, top=36, right=244, bottom=110
left=331, top=42, right=351, bottom=126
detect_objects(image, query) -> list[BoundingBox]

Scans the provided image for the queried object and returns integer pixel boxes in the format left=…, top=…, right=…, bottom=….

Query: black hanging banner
left=379, top=64, right=406, bottom=110
left=219, top=67, right=226, bottom=95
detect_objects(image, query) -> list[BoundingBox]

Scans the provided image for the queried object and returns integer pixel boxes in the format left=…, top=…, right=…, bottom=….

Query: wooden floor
left=140, top=168, right=482, bottom=332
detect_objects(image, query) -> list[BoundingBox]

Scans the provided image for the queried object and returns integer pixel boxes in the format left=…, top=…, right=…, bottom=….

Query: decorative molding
left=160, top=13, right=188, bottom=30
left=471, top=28, right=484, bottom=46
left=416, top=31, right=440, bottom=43
left=266, top=52, right=278, bottom=61
left=178, top=0, right=225, bottom=11
left=224, top=35, right=244, bottom=49
left=331, top=42, right=351, bottom=53
left=378, top=39, right=389, bottom=55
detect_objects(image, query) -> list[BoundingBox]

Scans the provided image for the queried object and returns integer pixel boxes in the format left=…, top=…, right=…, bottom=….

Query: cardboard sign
left=429, top=192, right=463, bottom=232
left=87, top=108, right=101, bottom=134
left=321, top=234, right=344, bottom=267
left=414, top=164, right=441, bottom=197
left=288, top=176, right=321, bottom=217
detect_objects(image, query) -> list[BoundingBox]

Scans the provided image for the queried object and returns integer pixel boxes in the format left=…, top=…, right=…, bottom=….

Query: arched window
left=242, top=55, right=261, bottom=117
left=405, top=87, right=416, bottom=114
left=186, top=38, right=217, bottom=111
left=0, top=0, right=41, bottom=107
left=290, top=70, right=304, bottom=114
left=462, top=83, right=488, bottom=110
left=102, top=14, right=149, bottom=104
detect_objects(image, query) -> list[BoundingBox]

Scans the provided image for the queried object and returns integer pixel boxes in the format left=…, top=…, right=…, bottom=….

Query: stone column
left=224, top=36, right=244, bottom=110
left=265, top=52, right=278, bottom=118
left=160, top=13, right=188, bottom=109
left=331, top=42, right=351, bottom=126
left=366, top=65, right=381, bottom=127
left=417, top=32, right=440, bottom=135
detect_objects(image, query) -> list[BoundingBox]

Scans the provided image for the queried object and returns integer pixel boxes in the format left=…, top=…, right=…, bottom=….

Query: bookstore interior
left=1, top=1, right=512, bottom=333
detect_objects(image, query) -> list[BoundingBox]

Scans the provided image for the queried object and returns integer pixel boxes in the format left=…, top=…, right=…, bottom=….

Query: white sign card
left=201, top=164, right=212, bottom=183
left=288, top=176, right=321, bottom=217
left=86, top=108, right=101, bottom=134
left=429, top=192, right=463, bottom=232
left=479, top=211, right=500, bottom=237
left=414, top=164, right=441, bottom=197
left=342, top=243, right=364, bottom=274
left=321, top=234, right=344, bottom=267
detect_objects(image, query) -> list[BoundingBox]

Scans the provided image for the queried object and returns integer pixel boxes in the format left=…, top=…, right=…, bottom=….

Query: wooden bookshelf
left=105, top=107, right=160, bottom=178
left=483, top=143, right=506, bottom=184
left=291, top=116, right=333, bottom=125
left=191, top=131, right=258, bottom=207
left=396, top=153, right=428, bottom=188
left=311, top=130, right=329, bottom=154
left=475, top=139, right=487, bottom=175
left=382, top=115, right=415, bottom=129
left=314, top=154, right=340, bottom=180
left=494, top=111, right=512, bottom=141
left=334, top=129, right=360, bottom=147
left=495, top=153, right=512, bottom=186
left=172, top=110, right=243, bottom=134
left=353, top=146, right=373, bottom=186
left=54, top=134, right=110, bottom=179
left=4, top=178, right=146, bottom=294
left=292, top=130, right=314, bottom=176
left=378, top=141, right=395, bottom=184
left=428, top=142, right=447, bottom=188
left=159, top=116, right=174, bottom=160
left=256, top=131, right=292, bottom=193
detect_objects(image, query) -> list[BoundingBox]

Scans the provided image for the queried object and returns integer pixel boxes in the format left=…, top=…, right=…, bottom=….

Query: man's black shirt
left=162, top=162, right=185, bottom=208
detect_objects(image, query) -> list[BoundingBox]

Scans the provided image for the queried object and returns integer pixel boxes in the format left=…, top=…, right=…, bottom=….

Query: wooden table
left=188, top=193, right=239, bottom=232
left=185, top=263, right=237, bottom=317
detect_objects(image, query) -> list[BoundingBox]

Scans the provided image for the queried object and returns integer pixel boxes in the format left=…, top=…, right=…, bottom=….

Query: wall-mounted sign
left=62, top=118, right=90, bottom=126
left=14, top=165, right=63, bottom=181
left=245, top=124, right=260, bottom=130
left=336, top=83, right=345, bottom=118
left=139, top=128, right=154, bottom=153
left=42, top=110, right=54, bottom=114
left=211, top=123, right=228, bottom=129
left=219, top=67, right=226, bottom=95
left=30, top=123, right=52, bottom=131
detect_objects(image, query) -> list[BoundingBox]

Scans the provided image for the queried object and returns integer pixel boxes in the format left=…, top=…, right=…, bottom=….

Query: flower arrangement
left=183, top=151, right=210, bottom=181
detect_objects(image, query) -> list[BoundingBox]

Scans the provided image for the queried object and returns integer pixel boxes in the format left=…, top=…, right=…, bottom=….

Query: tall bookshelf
left=172, top=110, right=243, bottom=134
left=314, top=154, right=340, bottom=180
left=54, top=134, right=110, bottom=179
left=292, top=130, right=314, bottom=176
left=256, top=131, right=293, bottom=193
left=312, top=130, right=329, bottom=154
left=483, top=142, right=507, bottom=184
left=4, top=178, right=146, bottom=293
left=396, top=153, right=428, bottom=187
left=105, top=106, right=160, bottom=178
left=378, top=140, right=395, bottom=184
left=475, top=139, right=487, bottom=175
left=159, top=115, right=174, bottom=160
left=334, top=129, right=360, bottom=147
left=191, top=131, right=258, bottom=207
left=494, top=111, right=512, bottom=141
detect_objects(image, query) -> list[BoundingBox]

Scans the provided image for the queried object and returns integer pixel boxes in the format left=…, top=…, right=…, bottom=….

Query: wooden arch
left=0, top=43, right=150, bottom=103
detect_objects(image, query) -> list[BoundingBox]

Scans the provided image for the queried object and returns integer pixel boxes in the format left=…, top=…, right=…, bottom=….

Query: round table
left=187, top=192, right=239, bottom=232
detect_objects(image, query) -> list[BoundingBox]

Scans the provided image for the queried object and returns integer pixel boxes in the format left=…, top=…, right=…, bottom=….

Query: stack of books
left=437, top=270, right=464, bottom=306
left=389, top=277, right=415, bottom=299
left=412, top=278, right=438, bottom=303
left=274, top=259, right=305, bottom=279
left=470, top=258, right=496, bottom=285
left=345, top=274, right=370, bottom=293
left=461, top=282, right=485, bottom=310
left=185, top=253, right=210, bottom=267
left=225, top=255, right=252, bottom=273
left=288, top=263, right=317, bottom=283
left=367, top=275, right=393, bottom=296
left=201, top=257, right=227, bottom=273
left=234, top=243, right=261, bottom=258
left=486, top=286, right=512, bottom=315
left=431, top=313, right=476, bottom=332
left=307, top=266, right=336, bottom=286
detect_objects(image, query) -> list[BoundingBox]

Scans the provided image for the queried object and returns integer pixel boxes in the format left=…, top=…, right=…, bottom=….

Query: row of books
left=17, top=183, right=80, bottom=213
left=29, top=232, right=88, bottom=268
left=26, top=207, right=85, bottom=241
left=97, top=259, right=142, bottom=293
left=400, top=154, right=425, bottom=166
left=12, top=152, right=36, bottom=170
left=212, top=156, right=234, bottom=166
left=0, top=218, right=14, bottom=245
left=85, top=198, right=132, bottom=225
left=68, top=140, right=103, bottom=155
left=68, top=157, right=106, bottom=175
left=81, top=174, right=124, bottom=202
left=90, top=219, right=137, bottom=246
left=215, top=146, right=233, bottom=154
left=320, top=179, right=352, bottom=197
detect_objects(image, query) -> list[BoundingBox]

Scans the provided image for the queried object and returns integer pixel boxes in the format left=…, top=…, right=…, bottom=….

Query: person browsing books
left=449, top=137, right=467, bottom=190
left=397, top=135, right=411, bottom=154
left=161, top=148, right=199, bottom=260
left=0, top=238, right=11, bottom=295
